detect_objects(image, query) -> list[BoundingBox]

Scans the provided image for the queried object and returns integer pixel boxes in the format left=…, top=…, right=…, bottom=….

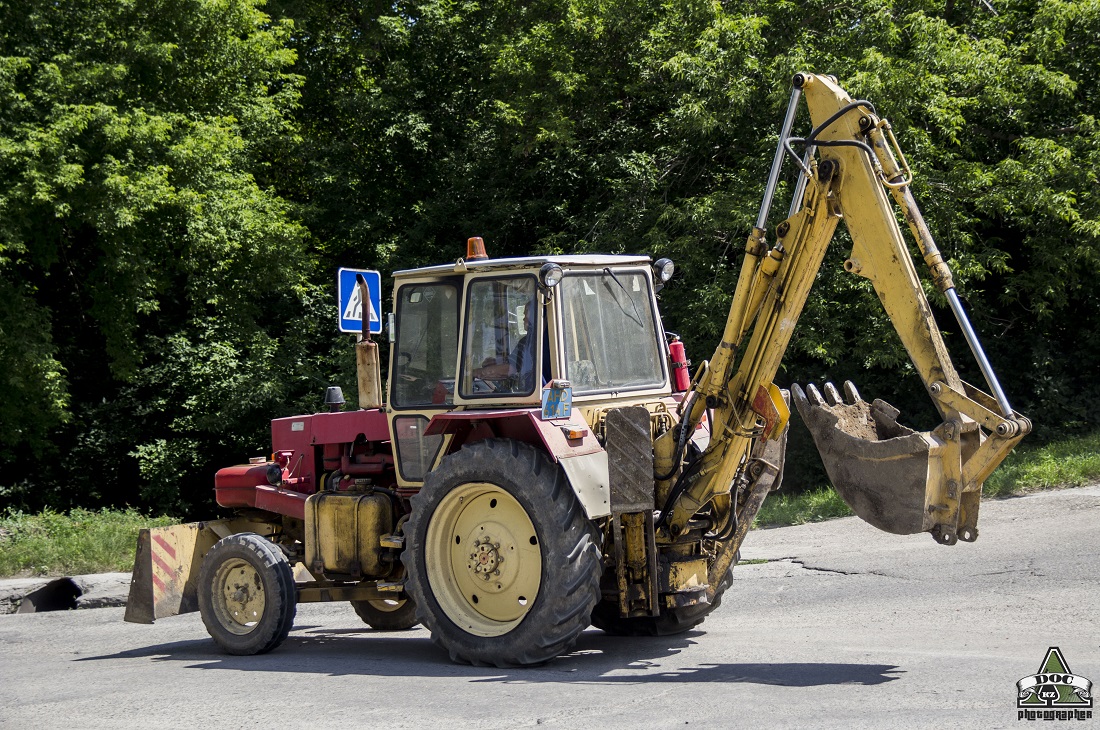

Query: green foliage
left=1, top=0, right=1097, bottom=514
left=0, top=276, right=69, bottom=456
left=0, top=508, right=176, bottom=577
left=0, top=0, right=337, bottom=514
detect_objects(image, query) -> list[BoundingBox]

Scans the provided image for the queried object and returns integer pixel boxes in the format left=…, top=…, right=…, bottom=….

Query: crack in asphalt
left=789, top=559, right=863, bottom=576
left=746, top=557, right=897, bottom=579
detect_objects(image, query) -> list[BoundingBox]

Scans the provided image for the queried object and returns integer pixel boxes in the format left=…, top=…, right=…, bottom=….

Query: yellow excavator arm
left=657, top=73, right=1030, bottom=551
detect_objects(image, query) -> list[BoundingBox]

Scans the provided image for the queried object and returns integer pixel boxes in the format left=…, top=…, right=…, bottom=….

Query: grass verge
left=755, top=486, right=853, bottom=527
left=982, top=430, right=1100, bottom=498
left=755, top=430, right=1100, bottom=528
left=0, top=508, right=177, bottom=578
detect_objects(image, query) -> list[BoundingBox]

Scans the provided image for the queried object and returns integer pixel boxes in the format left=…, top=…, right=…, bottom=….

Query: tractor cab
left=386, top=251, right=679, bottom=489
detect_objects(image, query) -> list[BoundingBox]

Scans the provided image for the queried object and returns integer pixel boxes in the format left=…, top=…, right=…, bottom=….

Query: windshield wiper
left=602, top=268, right=644, bottom=327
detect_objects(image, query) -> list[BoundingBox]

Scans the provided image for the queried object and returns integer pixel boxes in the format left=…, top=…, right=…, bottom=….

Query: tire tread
left=197, top=533, right=296, bottom=655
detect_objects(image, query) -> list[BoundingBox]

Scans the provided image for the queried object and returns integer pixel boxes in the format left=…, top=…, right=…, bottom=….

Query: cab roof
left=392, top=254, right=653, bottom=280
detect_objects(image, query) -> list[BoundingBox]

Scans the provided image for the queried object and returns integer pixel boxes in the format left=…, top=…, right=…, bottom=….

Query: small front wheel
left=198, top=533, right=296, bottom=655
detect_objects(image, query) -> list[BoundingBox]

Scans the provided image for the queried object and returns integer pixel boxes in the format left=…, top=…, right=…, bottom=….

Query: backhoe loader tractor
left=126, top=73, right=1030, bottom=667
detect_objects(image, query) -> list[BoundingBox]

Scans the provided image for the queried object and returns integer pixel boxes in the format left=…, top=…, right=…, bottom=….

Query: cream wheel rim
left=211, top=558, right=266, bottom=635
left=425, top=482, right=542, bottom=637
left=367, top=598, right=406, bottom=613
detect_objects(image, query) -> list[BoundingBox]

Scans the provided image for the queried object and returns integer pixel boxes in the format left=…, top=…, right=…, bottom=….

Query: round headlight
left=540, top=262, right=564, bottom=288
left=654, top=258, right=675, bottom=283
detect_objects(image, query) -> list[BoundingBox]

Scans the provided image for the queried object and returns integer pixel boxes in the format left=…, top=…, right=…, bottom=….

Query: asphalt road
left=1, top=485, right=1097, bottom=729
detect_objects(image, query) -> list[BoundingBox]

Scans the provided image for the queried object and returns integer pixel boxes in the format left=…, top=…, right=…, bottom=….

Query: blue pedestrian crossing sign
left=337, top=268, right=383, bottom=334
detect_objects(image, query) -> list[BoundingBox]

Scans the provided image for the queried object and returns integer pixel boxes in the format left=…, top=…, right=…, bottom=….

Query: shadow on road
left=78, top=626, right=902, bottom=686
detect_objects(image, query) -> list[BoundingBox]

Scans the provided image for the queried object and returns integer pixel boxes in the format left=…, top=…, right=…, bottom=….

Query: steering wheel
left=471, top=377, right=499, bottom=394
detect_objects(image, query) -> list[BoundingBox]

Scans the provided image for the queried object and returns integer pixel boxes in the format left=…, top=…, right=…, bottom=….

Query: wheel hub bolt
left=469, top=539, right=502, bottom=576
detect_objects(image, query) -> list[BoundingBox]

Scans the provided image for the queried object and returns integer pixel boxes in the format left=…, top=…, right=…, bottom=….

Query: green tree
left=0, top=0, right=335, bottom=513
left=4, top=0, right=1096, bottom=513
left=271, top=0, right=1099, bottom=443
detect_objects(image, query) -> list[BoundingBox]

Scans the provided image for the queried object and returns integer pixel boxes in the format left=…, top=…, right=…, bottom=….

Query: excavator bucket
left=791, top=381, right=947, bottom=536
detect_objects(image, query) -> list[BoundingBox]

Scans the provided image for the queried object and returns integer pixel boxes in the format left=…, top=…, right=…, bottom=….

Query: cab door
left=388, top=276, right=462, bottom=487
left=453, top=273, right=542, bottom=405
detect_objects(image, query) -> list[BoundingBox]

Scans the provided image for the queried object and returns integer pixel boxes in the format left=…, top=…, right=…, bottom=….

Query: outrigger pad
left=791, top=381, right=942, bottom=535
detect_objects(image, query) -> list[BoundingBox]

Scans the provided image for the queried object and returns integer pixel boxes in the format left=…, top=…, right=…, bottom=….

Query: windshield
left=560, top=269, right=665, bottom=394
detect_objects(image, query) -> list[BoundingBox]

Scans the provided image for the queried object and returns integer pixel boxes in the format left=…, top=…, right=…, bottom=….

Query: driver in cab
left=474, top=301, right=536, bottom=393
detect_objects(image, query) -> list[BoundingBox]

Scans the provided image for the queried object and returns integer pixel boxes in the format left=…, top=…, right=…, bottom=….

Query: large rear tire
left=198, top=533, right=296, bottom=655
left=402, top=439, right=602, bottom=667
left=590, top=556, right=736, bottom=636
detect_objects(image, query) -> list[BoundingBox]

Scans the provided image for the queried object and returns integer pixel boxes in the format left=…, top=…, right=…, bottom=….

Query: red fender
left=423, top=409, right=602, bottom=461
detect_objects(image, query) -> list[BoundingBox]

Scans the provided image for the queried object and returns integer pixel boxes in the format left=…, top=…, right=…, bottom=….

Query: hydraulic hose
left=654, top=391, right=698, bottom=482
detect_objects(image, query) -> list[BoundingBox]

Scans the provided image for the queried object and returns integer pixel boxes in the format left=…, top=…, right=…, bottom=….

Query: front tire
left=402, top=439, right=602, bottom=667
left=198, top=533, right=296, bottom=655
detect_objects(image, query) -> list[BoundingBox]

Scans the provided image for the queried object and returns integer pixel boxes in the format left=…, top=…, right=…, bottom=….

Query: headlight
left=653, top=258, right=675, bottom=284
left=540, top=262, right=564, bottom=288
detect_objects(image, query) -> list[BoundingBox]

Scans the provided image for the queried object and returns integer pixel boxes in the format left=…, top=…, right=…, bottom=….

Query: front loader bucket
left=124, top=521, right=221, bottom=624
left=791, top=381, right=946, bottom=536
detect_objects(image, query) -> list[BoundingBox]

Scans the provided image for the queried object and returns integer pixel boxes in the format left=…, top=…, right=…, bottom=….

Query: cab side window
left=392, top=281, right=460, bottom=407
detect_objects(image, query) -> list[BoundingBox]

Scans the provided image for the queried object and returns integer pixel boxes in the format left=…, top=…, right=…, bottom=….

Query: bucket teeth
left=793, top=380, right=862, bottom=409
left=842, top=380, right=861, bottom=404
left=804, top=382, right=825, bottom=407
